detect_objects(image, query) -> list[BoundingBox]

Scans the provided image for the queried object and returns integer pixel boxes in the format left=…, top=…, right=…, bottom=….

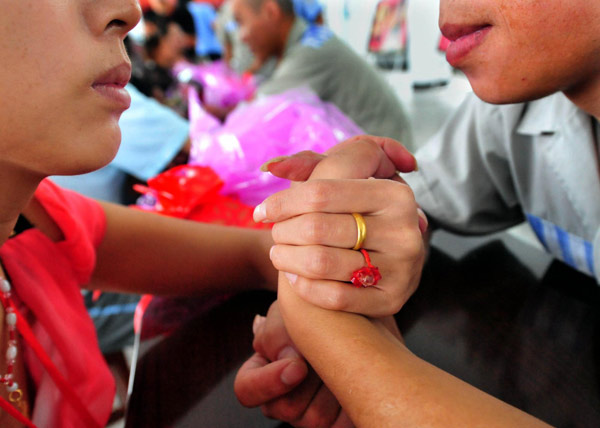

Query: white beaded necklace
left=0, top=277, right=25, bottom=409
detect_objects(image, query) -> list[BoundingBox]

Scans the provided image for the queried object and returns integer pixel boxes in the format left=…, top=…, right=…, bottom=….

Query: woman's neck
left=0, top=165, right=42, bottom=248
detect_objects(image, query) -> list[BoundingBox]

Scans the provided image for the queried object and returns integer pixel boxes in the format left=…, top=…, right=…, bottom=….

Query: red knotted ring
left=350, top=249, right=382, bottom=287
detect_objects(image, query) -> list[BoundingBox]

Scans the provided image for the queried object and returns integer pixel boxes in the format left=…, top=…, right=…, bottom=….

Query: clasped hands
left=235, top=136, right=427, bottom=427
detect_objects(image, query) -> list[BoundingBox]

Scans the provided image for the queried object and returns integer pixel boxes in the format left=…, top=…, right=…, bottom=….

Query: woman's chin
left=52, top=162, right=111, bottom=177
left=57, top=142, right=121, bottom=176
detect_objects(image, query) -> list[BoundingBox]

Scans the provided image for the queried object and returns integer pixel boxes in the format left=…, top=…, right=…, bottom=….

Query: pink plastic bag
left=188, top=88, right=364, bottom=205
left=174, top=60, right=255, bottom=110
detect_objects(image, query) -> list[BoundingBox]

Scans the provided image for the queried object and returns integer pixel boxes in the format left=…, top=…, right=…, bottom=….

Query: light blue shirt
left=404, top=93, right=600, bottom=283
left=293, top=0, right=323, bottom=24
left=187, top=2, right=222, bottom=57
left=52, top=84, right=188, bottom=204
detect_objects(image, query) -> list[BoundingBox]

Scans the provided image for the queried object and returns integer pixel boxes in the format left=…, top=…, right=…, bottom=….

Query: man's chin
left=469, top=77, right=557, bottom=106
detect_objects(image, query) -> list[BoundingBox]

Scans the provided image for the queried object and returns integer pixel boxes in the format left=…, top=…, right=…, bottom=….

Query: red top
left=0, top=180, right=114, bottom=428
left=138, top=0, right=151, bottom=12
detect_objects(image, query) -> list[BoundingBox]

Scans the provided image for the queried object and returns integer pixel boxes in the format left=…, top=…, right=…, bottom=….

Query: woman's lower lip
left=445, top=26, right=492, bottom=67
left=92, top=84, right=131, bottom=110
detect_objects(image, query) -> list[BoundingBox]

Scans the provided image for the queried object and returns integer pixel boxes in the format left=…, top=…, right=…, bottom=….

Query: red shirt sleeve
left=38, top=179, right=107, bottom=283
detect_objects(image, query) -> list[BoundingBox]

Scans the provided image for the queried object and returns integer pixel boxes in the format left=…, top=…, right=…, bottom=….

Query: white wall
left=321, top=0, right=472, bottom=147
left=321, top=0, right=452, bottom=82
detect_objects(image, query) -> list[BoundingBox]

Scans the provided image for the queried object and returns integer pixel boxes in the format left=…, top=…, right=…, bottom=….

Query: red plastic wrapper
left=134, top=164, right=270, bottom=230
left=132, top=165, right=271, bottom=339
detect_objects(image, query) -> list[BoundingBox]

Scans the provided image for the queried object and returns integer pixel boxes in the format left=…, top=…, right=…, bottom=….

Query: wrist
left=253, top=230, right=276, bottom=292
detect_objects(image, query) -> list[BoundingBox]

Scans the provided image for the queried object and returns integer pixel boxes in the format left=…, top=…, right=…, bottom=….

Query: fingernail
left=252, top=314, right=266, bottom=335
left=278, top=346, right=300, bottom=360
left=413, top=157, right=419, bottom=172
left=260, top=156, right=289, bottom=172
left=253, top=203, right=267, bottom=223
left=281, top=361, right=306, bottom=386
left=284, top=272, right=297, bottom=285
left=269, top=246, right=275, bottom=260
left=417, top=208, right=428, bottom=234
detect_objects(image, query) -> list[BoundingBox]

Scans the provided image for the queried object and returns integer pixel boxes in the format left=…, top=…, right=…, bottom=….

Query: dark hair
left=247, top=0, right=295, bottom=17
left=276, top=0, right=295, bottom=16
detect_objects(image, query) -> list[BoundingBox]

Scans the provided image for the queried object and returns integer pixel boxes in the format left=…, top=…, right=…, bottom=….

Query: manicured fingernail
left=260, top=156, right=289, bottom=172
left=253, top=203, right=267, bottom=222
left=252, top=314, right=266, bottom=335
left=278, top=346, right=300, bottom=360
left=417, top=208, right=428, bottom=234
left=284, top=272, right=297, bottom=285
left=413, top=157, right=419, bottom=172
left=281, top=361, right=306, bottom=386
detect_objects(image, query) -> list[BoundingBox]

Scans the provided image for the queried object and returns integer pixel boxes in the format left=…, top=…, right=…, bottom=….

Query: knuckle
left=253, top=326, right=278, bottom=359
left=387, top=224, right=404, bottom=244
left=236, top=394, right=255, bottom=408
left=260, top=404, right=277, bottom=420
left=260, top=326, right=280, bottom=353
left=267, top=246, right=284, bottom=271
left=382, top=292, right=403, bottom=316
left=252, top=335, right=264, bottom=354
left=306, top=247, right=335, bottom=277
left=302, top=404, right=339, bottom=428
left=233, top=379, right=254, bottom=408
left=361, top=136, right=380, bottom=153
left=402, top=229, right=425, bottom=258
left=324, top=286, right=350, bottom=312
left=303, top=181, right=331, bottom=211
left=303, top=413, right=336, bottom=428
left=389, top=182, right=416, bottom=205
left=267, top=399, right=305, bottom=422
left=271, top=223, right=283, bottom=243
left=303, top=214, right=330, bottom=243
left=295, top=278, right=316, bottom=301
left=346, top=134, right=372, bottom=147
left=388, top=225, right=424, bottom=256
left=346, top=136, right=379, bottom=156
left=265, top=192, right=285, bottom=219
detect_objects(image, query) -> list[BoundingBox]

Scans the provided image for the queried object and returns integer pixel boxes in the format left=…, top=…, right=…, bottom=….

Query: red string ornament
left=350, top=249, right=382, bottom=287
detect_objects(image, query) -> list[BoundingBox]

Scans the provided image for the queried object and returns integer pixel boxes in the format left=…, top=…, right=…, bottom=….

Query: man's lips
left=440, top=24, right=491, bottom=42
left=441, top=24, right=492, bottom=66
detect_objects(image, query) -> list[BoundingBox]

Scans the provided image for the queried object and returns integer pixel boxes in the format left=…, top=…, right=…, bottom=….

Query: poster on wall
left=367, top=0, right=409, bottom=70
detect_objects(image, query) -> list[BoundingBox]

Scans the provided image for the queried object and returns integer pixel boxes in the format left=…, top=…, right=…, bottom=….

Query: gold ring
left=9, top=388, right=23, bottom=403
left=351, top=213, right=367, bottom=250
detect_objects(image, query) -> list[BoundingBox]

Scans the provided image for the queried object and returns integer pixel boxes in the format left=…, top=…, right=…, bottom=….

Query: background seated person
left=231, top=0, right=414, bottom=149
left=215, top=0, right=277, bottom=78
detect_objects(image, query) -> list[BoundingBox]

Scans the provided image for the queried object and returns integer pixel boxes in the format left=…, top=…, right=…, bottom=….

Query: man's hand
left=234, top=302, right=354, bottom=427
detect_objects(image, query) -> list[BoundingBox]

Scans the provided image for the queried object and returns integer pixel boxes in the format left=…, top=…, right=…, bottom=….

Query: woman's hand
left=256, top=136, right=427, bottom=317
left=235, top=136, right=424, bottom=424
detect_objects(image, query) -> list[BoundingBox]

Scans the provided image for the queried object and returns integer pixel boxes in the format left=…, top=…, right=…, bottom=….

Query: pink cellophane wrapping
left=174, top=60, right=256, bottom=109
left=188, top=87, right=364, bottom=205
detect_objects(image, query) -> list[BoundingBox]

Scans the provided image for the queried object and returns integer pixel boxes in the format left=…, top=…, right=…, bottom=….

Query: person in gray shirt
left=231, top=0, right=413, bottom=149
